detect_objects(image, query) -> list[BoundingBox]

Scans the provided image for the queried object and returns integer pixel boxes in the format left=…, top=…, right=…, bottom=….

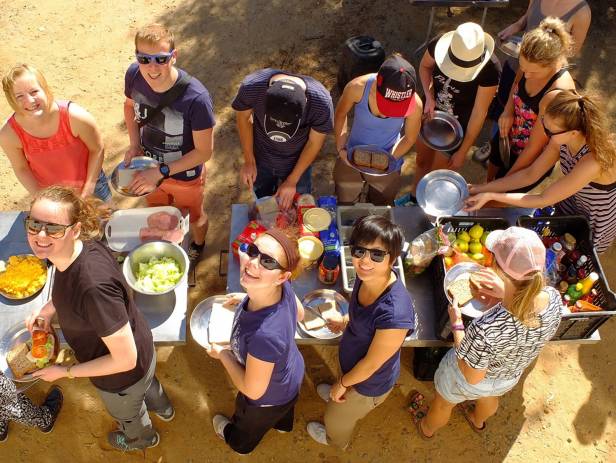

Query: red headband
left=264, top=229, right=299, bottom=271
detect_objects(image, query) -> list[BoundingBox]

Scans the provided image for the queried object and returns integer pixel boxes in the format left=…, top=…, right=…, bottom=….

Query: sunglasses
left=135, top=50, right=175, bottom=65
left=541, top=116, right=570, bottom=138
left=239, top=242, right=286, bottom=271
left=350, top=245, right=389, bottom=263
left=24, top=217, right=75, bottom=239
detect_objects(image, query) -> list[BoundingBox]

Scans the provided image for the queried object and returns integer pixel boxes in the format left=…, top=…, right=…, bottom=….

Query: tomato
left=31, top=344, right=48, bottom=359
left=32, top=331, right=47, bottom=344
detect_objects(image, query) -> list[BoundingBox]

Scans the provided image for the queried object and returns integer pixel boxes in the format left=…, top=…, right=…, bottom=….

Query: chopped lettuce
left=134, top=257, right=182, bottom=293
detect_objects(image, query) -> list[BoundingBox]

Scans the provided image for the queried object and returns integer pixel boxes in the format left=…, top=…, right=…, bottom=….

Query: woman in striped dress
left=466, top=90, right=616, bottom=253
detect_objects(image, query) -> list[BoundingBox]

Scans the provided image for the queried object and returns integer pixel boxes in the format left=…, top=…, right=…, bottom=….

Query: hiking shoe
left=107, top=430, right=160, bottom=451
left=316, top=383, right=331, bottom=403
left=155, top=406, right=175, bottom=422
left=39, top=386, right=63, bottom=434
left=307, top=422, right=328, bottom=446
left=473, top=141, right=491, bottom=163
left=0, top=421, right=7, bottom=442
left=187, top=242, right=204, bottom=264
left=213, top=415, right=230, bottom=440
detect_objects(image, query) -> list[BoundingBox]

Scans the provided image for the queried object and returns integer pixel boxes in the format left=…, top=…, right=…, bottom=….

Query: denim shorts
left=434, top=349, right=519, bottom=404
left=93, top=170, right=112, bottom=201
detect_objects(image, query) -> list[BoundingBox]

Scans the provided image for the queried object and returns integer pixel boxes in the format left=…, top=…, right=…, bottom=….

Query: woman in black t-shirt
left=409, top=22, right=499, bottom=198
left=24, top=186, right=173, bottom=452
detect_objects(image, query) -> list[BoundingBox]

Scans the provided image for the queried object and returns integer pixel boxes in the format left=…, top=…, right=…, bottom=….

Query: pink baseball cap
left=484, top=227, right=545, bottom=280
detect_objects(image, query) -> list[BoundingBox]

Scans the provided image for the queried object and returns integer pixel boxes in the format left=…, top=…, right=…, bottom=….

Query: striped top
left=557, top=144, right=616, bottom=253
left=232, top=68, right=333, bottom=177
left=456, top=286, right=561, bottom=380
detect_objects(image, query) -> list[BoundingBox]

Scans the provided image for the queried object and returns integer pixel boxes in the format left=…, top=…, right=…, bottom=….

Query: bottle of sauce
left=579, top=272, right=599, bottom=295
left=318, top=253, right=340, bottom=285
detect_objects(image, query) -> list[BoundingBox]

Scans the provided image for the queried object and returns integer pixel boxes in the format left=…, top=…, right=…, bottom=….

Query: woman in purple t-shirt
left=307, top=216, right=415, bottom=450
left=206, top=229, right=305, bottom=455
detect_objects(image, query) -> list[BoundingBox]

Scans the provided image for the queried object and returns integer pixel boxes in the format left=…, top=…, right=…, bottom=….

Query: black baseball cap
left=264, top=79, right=307, bottom=142
left=376, top=55, right=417, bottom=118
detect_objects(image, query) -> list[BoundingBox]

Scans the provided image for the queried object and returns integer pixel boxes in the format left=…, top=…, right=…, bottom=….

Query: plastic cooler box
left=433, top=217, right=510, bottom=341
left=518, top=215, right=616, bottom=340
left=336, top=204, right=405, bottom=293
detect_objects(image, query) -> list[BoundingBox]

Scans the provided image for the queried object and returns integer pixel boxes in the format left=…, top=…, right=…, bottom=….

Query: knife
left=305, top=305, right=327, bottom=322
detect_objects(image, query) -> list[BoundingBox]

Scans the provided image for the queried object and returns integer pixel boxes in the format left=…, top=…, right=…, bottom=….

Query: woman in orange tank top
left=0, top=64, right=110, bottom=200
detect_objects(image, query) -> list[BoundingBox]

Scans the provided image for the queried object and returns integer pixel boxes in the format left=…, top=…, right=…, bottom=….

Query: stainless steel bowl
left=123, top=241, right=189, bottom=295
left=109, top=156, right=159, bottom=197
left=416, top=169, right=469, bottom=218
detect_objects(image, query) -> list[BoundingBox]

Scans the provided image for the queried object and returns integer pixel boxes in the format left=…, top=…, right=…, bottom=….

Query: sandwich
left=446, top=273, right=474, bottom=306
left=7, top=330, right=56, bottom=379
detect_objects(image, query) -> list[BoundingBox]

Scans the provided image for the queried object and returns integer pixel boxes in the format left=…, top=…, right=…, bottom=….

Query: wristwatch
left=159, top=163, right=171, bottom=179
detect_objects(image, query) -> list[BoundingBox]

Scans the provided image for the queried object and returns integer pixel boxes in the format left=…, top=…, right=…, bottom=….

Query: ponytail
left=546, top=90, right=616, bottom=171
left=509, top=272, right=545, bottom=327
left=31, top=186, right=105, bottom=240
left=520, top=17, right=572, bottom=66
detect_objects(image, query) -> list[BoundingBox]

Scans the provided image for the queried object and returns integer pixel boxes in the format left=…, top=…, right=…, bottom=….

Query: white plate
left=298, top=289, right=348, bottom=339
left=416, top=169, right=469, bottom=218
left=190, top=293, right=246, bottom=348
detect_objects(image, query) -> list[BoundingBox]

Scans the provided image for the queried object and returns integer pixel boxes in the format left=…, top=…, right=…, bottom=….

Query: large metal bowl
left=123, top=241, right=189, bottom=295
left=109, top=156, right=159, bottom=197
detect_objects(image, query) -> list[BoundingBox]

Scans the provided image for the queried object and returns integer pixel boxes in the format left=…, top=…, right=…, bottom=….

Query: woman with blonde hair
left=409, top=227, right=562, bottom=438
left=467, top=90, right=616, bottom=253
left=0, top=64, right=110, bottom=200
left=486, top=17, right=576, bottom=188
left=25, top=186, right=173, bottom=451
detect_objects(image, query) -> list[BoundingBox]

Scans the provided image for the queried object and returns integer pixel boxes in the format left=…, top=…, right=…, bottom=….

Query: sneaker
left=39, top=386, right=63, bottom=434
left=154, top=406, right=175, bottom=422
left=0, top=422, right=7, bottom=442
left=107, top=430, right=160, bottom=451
left=213, top=415, right=230, bottom=441
left=187, top=242, right=204, bottom=264
left=316, top=383, right=331, bottom=403
left=473, top=141, right=491, bottom=163
left=306, top=422, right=328, bottom=446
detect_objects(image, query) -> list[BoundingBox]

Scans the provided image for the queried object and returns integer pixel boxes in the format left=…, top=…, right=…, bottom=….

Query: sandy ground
left=0, top=1, right=615, bottom=462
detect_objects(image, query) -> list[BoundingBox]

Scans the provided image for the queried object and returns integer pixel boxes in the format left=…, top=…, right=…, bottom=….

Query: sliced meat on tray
left=139, top=227, right=184, bottom=243
left=147, top=211, right=179, bottom=230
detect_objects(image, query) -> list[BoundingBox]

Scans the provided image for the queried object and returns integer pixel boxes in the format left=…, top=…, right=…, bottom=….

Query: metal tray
left=109, top=156, right=159, bottom=197
left=0, top=255, right=48, bottom=301
left=298, top=289, right=348, bottom=339
left=498, top=36, right=522, bottom=58
left=190, top=293, right=246, bottom=348
left=0, top=322, right=60, bottom=382
left=420, top=111, right=464, bottom=152
left=443, top=262, right=489, bottom=318
left=347, top=145, right=399, bottom=177
left=416, top=169, right=469, bottom=218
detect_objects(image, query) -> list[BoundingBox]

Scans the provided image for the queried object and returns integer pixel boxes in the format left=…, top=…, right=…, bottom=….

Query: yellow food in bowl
left=0, top=255, right=47, bottom=298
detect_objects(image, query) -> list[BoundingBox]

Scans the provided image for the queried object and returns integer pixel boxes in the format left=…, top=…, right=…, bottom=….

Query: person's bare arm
left=334, top=77, right=363, bottom=160
left=419, top=50, right=436, bottom=118
left=391, top=95, right=423, bottom=158
left=236, top=108, right=257, bottom=188
left=570, top=6, right=592, bottom=56
left=219, top=351, right=275, bottom=401
left=123, top=97, right=143, bottom=165
left=498, top=0, right=532, bottom=40
left=68, top=103, right=104, bottom=198
left=0, top=124, right=40, bottom=194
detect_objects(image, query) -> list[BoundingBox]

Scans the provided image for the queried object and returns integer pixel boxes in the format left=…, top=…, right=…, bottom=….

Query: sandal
left=456, top=402, right=486, bottom=434
left=407, top=390, right=433, bottom=440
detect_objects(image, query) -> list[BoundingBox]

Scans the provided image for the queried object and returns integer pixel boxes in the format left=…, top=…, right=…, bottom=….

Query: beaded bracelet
left=451, top=323, right=465, bottom=331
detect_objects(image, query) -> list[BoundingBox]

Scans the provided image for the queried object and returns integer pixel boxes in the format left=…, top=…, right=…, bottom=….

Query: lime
left=453, top=239, right=469, bottom=253
left=469, top=224, right=484, bottom=240
left=469, top=241, right=483, bottom=255
left=457, top=230, right=471, bottom=243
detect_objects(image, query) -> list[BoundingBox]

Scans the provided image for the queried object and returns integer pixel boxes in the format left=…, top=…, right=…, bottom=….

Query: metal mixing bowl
left=123, top=241, right=189, bottom=295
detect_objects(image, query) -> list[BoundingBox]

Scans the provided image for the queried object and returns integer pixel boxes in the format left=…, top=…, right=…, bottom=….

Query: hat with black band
left=434, top=22, right=494, bottom=83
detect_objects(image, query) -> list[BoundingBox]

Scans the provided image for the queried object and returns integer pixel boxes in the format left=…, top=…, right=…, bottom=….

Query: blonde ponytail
left=509, top=272, right=545, bottom=327
left=520, top=17, right=572, bottom=66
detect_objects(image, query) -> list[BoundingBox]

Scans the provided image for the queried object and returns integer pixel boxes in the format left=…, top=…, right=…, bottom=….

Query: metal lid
left=303, top=208, right=332, bottom=232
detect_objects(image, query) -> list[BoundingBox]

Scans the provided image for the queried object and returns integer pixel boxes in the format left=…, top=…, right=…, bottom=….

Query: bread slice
left=370, top=151, right=389, bottom=171
left=208, top=301, right=236, bottom=344
left=317, top=300, right=339, bottom=320
left=447, top=273, right=474, bottom=306
left=353, top=149, right=372, bottom=167
left=7, top=342, right=36, bottom=379
left=303, top=308, right=326, bottom=331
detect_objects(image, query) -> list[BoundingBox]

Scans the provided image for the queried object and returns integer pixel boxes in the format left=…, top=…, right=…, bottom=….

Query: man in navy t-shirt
left=232, top=69, right=333, bottom=209
left=122, top=24, right=215, bottom=261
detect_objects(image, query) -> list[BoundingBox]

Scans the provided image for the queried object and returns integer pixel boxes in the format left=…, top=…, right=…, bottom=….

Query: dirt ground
left=1, top=1, right=615, bottom=462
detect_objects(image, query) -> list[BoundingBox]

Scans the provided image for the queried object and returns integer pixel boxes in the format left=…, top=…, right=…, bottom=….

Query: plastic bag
left=405, top=223, right=453, bottom=274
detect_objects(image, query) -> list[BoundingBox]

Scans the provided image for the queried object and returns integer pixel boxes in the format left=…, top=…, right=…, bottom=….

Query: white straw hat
left=434, top=22, right=495, bottom=83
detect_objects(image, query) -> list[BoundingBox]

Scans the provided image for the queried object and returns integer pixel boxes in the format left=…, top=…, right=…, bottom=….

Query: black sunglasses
left=240, top=242, right=286, bottom=271
left=135, top=50, right=174, bottom=65
left=350, top=245, right=389, bottom=263
left=24, top=216, right=75, bottom=239
left=541, top=116, right=570, bottom=138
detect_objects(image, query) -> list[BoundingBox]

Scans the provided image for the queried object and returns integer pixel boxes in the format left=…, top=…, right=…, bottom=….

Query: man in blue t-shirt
left=232, top=69, right=333, bottom=209
left=122, top=24, right=215, bottom=261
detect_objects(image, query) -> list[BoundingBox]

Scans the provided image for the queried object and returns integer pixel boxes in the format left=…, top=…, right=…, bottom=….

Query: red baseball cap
left=376, top=55, right=417, bottom=118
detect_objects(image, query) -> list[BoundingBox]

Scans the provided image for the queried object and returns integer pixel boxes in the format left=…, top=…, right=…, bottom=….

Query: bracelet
left=66, top=365, right=74, bottom=379
left=451, top=323, right=465, bottom=331
left=339, top=376, right=349, bottom=388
